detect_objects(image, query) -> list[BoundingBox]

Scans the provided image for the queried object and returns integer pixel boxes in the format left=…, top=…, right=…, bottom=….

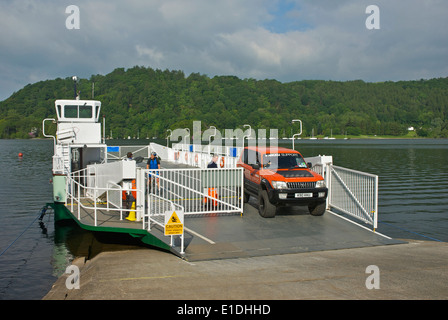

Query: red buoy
left=18, top=153, right=23, bottom=158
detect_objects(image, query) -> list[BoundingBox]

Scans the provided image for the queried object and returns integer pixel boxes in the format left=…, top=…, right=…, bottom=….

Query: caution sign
left=164, top=210, right=184, bottom=236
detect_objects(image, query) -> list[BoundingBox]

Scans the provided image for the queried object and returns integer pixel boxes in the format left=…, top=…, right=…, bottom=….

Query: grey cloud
left=0, top=0, right=447, bottom=100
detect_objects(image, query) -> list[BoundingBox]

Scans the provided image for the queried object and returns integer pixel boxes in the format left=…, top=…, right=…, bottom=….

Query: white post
left=292, top=119, right=302, bottom=150
left=94, top=186, right=97, bottom=226
left=326, top=163, right=331, bottom=210
left=77, top=172, right=81, bottom=220
left=373, top=175, right=379, bottom=231
left=240, top=167, right=244, bottom=216
left=180, top=234, right=185, bottom=254
left=136, top=168, right=144, bottom=222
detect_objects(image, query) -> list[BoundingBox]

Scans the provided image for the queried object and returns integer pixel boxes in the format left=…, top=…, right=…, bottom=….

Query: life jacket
left=122, top=179, right=137, bottom=201
left=203, top=188, right=218, bottom=207
left=148, top=158, right=159, bottom=169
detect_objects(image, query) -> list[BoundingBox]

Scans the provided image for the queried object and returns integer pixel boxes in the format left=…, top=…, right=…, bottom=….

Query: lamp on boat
left=166, top=129, right=172, bottom=147
left=72, top=76, right=79, bottom=99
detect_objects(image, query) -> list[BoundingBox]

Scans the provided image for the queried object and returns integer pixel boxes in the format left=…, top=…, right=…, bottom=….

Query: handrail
left=291, top=119, right=302, bottom=150
left=145, top=167, right=244, bottom=216
left=106, top=145, right=152, bottom=161
left=65, top=167, right=144, bottom=227
left=42, top=118, right=56, bottom=153
left=107, top=181, right=123, bottom=219
left=328, top=165, right=378, bottom=230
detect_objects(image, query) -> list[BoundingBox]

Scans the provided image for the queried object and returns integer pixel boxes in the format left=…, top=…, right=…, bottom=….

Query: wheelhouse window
left=79, top=105, right=92, bottom=118
left=64, top=104, right=92, bottom=118
left=64, top=105, right=78, bottom=118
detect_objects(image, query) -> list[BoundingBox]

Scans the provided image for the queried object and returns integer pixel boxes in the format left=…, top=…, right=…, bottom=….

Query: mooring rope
left=0, top=206, right=48, bottom=257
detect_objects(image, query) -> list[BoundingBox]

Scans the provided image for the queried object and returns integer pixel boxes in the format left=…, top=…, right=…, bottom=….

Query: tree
left=0, top=67, right=447, bottom=139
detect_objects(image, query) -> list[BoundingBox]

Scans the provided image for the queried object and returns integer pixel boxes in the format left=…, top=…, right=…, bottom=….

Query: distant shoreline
left=2, top=136, right=447, bottom=141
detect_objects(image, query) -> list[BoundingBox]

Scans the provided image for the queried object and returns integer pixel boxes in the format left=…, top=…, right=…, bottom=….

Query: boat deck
left=68, top=199, right=145, bottom=231
left=64, top=159, right=404, bottom=261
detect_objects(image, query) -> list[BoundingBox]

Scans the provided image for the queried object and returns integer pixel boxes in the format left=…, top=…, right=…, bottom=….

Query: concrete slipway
left=43, top=203, right=448, bottom=300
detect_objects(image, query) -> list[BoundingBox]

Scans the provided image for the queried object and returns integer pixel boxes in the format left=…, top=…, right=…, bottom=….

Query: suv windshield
left=263, top=153, right=308, bottom=170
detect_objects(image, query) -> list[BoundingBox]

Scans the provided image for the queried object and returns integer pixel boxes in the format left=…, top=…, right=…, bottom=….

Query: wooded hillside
left=1, top=66, right=447, bottom=139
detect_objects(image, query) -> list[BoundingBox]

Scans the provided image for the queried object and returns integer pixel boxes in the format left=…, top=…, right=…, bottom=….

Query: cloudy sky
left=1, top=0, right=447, bottom=101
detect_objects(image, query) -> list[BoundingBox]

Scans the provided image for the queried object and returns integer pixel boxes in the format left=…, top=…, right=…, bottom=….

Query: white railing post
left=77, top=172, right=81, bottom=220
left=94, top=186, right=97, bottom=226
left=373, top=175, right=378, bottom=230
left=325, top=162, right=331, bottom=210
left=71, top=176, right=74, bottom=210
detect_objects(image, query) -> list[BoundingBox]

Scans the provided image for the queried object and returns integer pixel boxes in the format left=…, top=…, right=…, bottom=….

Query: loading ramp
left=158, top=201, right=404, bottom=261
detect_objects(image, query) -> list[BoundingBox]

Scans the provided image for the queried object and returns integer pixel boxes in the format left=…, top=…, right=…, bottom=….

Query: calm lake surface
left=0, top=138, right=447, bottom=299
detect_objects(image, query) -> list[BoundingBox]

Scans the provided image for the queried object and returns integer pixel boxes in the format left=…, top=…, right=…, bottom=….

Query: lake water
left=0, top=138, right=447, bottom=299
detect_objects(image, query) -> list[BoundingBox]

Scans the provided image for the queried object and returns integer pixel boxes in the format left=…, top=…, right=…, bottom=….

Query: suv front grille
left=287, top=182, right=316, bottom=189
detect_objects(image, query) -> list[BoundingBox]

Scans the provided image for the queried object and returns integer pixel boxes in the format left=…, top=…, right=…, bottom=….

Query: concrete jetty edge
left=43, top=239, right=448, bottom=300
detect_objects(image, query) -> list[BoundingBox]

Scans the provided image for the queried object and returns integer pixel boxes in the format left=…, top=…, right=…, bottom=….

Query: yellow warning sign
left=164, top=211, right=184, bottom=235
left=168, top=211, right=181, bottom=224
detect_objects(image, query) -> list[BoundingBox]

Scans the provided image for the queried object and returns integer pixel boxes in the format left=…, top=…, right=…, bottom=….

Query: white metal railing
left=106, top=181, right=124, bottom=219
left=146, top=192, right=185, bottom=253
left=171, top=143, right=242, bottom=169
left=304, top=155, right=378, bottom=230
left=42, top=118, right=56, bottom=152
left=328, top=165, right=378, bottom=230
left=65, top=167, right=144, bottom=227
left=170, top=149, right=240, bottom=169
left=171, top=142, right=243, bottom=157
left=144, top=167, right=244, bottom=216
left=63, top=164, right=242, bottom=255
left=106, top=145, right=152, bottom=161
left=170, top=149, right=239, bottom=168
left=145, top=193, right=183, bottom=229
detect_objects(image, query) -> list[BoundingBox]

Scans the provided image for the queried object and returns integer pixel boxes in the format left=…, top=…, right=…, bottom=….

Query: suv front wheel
left=243, top=191, right=250, bottom=203
left=308, top=202, right=326, bottom=216
left=258, top=190, right=276, bottom=218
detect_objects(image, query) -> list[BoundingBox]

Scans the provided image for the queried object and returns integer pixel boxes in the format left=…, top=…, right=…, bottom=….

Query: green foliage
left=1, top=66, right=447, bottom=139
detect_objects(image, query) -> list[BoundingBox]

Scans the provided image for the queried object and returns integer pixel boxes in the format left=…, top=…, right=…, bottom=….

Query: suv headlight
left=316, top=180, right=326, bottom=188
left=271, top=181, right=287, bottom=189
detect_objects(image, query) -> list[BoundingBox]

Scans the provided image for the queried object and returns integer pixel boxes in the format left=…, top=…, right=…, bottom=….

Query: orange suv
left=237, top=146, right=328, bottom=218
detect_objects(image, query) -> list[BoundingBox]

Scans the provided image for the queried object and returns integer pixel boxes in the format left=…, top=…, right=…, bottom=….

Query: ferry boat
left=43, top=98, right=179, bottom=253
left=42, top=93, right=400, bottom=261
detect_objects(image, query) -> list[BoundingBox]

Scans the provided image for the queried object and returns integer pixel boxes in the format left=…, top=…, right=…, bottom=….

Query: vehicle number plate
left=295, top=193, right=312, bottom=198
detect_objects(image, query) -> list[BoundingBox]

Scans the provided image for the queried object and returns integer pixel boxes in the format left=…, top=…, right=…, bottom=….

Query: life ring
left=174, top=151, right=179, bottom=161
left=195, top=154, right=198, bottom=163
left=220, top=157, right=225, bottom=168
left=185, top=152, right=188, bottom=161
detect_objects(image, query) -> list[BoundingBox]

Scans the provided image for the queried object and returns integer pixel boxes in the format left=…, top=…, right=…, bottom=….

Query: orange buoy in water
left=18, top=153, right=23, bottom=158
